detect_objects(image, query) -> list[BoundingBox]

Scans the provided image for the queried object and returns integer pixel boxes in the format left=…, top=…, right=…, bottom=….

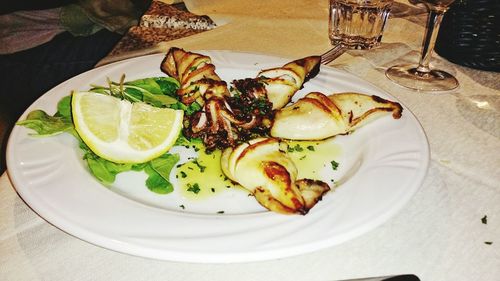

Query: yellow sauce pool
left=176, top=144, right=240, bottom=200
left=176, top=139, right=341, bottom=200
left=284, top=140, right=342, bottom=180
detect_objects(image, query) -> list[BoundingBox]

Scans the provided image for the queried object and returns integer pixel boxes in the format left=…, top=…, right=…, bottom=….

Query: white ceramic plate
left=7, top=51, right=429, bottom=263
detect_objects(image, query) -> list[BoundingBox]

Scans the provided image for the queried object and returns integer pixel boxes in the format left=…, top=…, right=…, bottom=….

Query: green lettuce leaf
left=144, top=153, right=180, bottom=194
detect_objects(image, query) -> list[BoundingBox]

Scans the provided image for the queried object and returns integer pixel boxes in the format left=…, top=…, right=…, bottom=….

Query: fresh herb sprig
left=90, top=76, right=179, bottom=107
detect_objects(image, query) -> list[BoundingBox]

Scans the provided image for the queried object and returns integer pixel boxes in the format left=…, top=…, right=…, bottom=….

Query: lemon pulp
left=72, top=91, right=183, bottom=163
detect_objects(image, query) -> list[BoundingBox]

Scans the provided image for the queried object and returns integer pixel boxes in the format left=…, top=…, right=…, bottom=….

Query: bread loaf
left=140, top=1, right=215, bottom=30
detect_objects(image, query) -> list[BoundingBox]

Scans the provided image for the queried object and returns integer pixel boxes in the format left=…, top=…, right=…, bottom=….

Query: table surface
left=1, top=1, right=499, bottom=280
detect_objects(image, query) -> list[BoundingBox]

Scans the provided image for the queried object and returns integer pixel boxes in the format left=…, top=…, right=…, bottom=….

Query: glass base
left=385, top=64, right=459, bottom=92
left=330, top=37, right=380, bottom=50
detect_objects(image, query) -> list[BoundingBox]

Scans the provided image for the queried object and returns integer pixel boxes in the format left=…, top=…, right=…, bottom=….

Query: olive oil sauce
left=175, top=139, right=341, bottom=201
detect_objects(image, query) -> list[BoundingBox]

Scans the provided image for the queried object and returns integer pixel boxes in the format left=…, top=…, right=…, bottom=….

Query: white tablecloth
left=1, top=1, right=499, bottom=280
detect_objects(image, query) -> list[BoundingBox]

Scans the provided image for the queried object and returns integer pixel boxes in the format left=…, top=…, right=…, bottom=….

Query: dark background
left=0, top=1, right=125, bottom=173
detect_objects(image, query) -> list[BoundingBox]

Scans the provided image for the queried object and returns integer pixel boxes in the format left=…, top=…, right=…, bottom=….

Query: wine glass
left=385, top=0, right=459, bottom=91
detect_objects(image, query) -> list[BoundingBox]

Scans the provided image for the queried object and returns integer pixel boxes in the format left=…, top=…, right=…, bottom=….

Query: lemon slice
left=72, top=91, right=183, bottom=163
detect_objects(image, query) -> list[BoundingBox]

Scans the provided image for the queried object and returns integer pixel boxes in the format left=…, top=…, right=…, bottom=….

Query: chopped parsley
left=179, top=204, right=185, bottom=209
left=253, top=98, right=270, bottom=114
left=485, top=241, right=493, bottom=245
left=481, top=215, right=488, bottom=224
left=193, top=159, right=206, bottom=172
left=306, top=145, right=315, bottom=151
left=187, top=183, right=201, bottom=194
left=217, top=210, right=225, bottom=214
left=180, top=171, right=187, bottom=178
left=330, top=160, right=339, bottom=170
left=287, top=144, right=304, bottom=153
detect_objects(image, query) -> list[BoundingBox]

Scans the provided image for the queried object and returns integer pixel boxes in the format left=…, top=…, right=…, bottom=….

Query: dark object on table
left=383, top=274, right=420, bottom=281
left=0, top=29, right=122, bottom=173
left=435, top=0, right=500, bottom=72
left=337, top=274, right=420, bottom=281
left=0, top=0, right=151, bottom=173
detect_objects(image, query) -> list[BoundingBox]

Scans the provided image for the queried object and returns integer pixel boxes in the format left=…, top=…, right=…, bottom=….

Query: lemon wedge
left=72, top=91, right=183, bottom=163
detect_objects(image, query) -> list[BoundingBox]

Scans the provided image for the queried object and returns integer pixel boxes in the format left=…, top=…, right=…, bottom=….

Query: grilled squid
left=161, top=47, right=273, bottom=150
left=255, top=55, right=321, bottom=110
left=161, top=47, right=321, bottom=150
left=221, top=138, right=330, bottom=215
left=271, top=92, right=403, bottom=140
left=161, top=47, right=229, bottom=105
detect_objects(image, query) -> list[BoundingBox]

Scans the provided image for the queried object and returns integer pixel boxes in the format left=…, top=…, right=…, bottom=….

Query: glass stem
left=416, top=8, right=446, bottom=73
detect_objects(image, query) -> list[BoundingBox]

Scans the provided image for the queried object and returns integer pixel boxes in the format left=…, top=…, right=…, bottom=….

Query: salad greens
left=89, top=75, right=202, bottom=115
left=17, top=96, right=73, bottom=136
left=90, top=76, right=178, bottom=107
left=16, top=75, right=199, bottom=194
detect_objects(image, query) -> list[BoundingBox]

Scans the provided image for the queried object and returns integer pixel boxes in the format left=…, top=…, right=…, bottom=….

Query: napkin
left=0, top=9, right=65, bottom=54
left=60, top=0, right=147, bottom=36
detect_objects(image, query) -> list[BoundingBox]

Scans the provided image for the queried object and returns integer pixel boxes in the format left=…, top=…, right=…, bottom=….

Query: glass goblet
left=385, top=0, right=459, bottom=92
